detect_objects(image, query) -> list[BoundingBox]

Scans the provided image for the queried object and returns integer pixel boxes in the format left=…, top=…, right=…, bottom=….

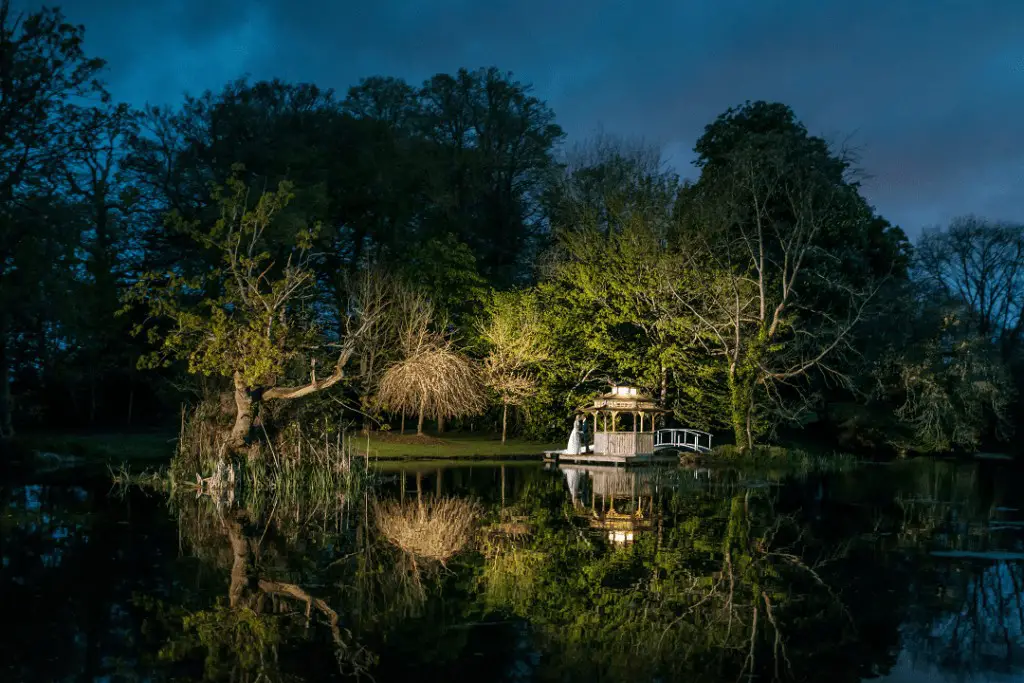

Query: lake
left=2, top=455, right=1023, bottom=682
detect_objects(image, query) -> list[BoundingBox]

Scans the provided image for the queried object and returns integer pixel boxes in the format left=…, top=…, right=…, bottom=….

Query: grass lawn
left=356, top=431, right=562, bottom=460
left=14, top=429, right=559, bottom=463
left=14, top=431, right=178, bottom=464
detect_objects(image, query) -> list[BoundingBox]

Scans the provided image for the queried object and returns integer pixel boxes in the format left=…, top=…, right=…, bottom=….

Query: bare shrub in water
left=374, top=496, right=482, bottom=564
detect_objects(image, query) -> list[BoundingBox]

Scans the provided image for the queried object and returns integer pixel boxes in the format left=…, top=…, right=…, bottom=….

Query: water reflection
left=2, top=457, right=1024, bottom=681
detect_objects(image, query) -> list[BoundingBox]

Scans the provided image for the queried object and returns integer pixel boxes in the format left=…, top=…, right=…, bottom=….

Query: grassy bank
left=357, top=431, right=561, bottom=460
left=13, top=429, right=559, bottom=464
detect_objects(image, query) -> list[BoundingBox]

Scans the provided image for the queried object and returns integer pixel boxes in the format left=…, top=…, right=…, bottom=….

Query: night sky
left=51, top=0, right=1024, bottom=235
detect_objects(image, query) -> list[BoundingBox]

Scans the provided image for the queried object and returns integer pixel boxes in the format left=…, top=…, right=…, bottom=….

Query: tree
left=124, top=170, right=374, bottom=455
left=916, top=216, right=1024, bottom=360
left=399, top=232, right=488, bottom=336
left=61, top=102, right=142, bottom=424
left=533, top=139, right=727, bottom=437
left=418, top=67, right=564, bottom=286
left=479, top=290, right=550, bottom=443
left=0, top=0, right=107, bottom=436
left=376, top=292, right=486, bottom=435
left=676, top=101, right=905, bottom=450
left=543, top=132, right=679, bottom=240
left=873, top=301, right=1014, bottom=453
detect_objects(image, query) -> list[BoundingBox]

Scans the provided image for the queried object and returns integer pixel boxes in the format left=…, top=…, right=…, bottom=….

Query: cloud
left=47, top=0, right=1024, bottom=233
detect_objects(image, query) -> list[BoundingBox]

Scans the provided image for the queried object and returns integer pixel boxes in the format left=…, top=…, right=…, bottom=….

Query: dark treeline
left=1, top=2, right=1021, bottom=456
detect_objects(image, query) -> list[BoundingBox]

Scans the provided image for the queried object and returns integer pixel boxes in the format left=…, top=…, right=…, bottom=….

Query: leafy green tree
left=124, top=171, right=373, bottom=454
left=531, top=139, right=727, bottom=437
left=479, top=290, right=550, bottom=443
left=399, top=233, right=488, bottom=335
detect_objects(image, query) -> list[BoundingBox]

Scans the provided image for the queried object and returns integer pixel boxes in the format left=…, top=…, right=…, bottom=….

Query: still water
left=2, top=455, right=1023, bottom=682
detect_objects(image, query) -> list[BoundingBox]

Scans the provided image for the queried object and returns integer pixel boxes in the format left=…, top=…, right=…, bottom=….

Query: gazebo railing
left=594, top=432, right=655, bottom=456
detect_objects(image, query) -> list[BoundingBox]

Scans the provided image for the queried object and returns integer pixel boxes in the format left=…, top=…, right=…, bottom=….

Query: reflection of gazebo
left=562, top=465, right=660, bottom=545
left=575, top=385, right=671, bottom=463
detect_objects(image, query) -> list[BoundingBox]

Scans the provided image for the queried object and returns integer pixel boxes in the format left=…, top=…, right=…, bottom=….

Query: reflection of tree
left=478, top=479, right=878, bottom=683
left=905, top=559, right=1024, bottom=674
left=879, top=460, right=1024, bottom=679
left=374, top=496, right=481, bottom=564
left=142, top=500, right=374, bottom=681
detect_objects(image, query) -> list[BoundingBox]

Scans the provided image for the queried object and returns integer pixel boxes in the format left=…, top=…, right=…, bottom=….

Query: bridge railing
left=654, top=428, right=713, bottom=453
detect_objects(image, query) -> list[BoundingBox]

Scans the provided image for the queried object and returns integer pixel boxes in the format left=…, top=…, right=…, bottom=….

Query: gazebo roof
left=578, top=384, right=669, bottom=414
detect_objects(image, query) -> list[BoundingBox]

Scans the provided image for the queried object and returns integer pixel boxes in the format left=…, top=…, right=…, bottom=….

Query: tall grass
left=170, top=400, right=370, bottom=514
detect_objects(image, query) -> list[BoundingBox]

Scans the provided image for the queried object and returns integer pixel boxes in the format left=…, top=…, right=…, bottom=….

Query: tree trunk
left=417, top=396, right=426, bottom=436
left=0, top=325, right=12, bottom=439
left=89, top=379, right=97, bottom=425
left=227, top=371, right=256, bottom=449
left=437, top=414, right=445, bottom=434
left=660, top=362, right=668, bottom=404
left=400, top=412, right=405, bottom=435
left=502, top=403, right=508, bottom=444
left=728, top=365, right=755, bottom=452
left=127, top=385, right=134, bottom=426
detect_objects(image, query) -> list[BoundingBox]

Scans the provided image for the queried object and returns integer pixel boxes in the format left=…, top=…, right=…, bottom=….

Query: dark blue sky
left=51, top=0, right=1024, bottom=235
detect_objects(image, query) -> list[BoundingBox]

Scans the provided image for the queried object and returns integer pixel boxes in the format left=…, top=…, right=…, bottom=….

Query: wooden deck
left=543, top=450, right=679, bottom=466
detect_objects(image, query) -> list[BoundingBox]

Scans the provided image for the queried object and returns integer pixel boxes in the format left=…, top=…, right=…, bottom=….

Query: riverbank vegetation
left=1, top=2, right=1021, bottom=467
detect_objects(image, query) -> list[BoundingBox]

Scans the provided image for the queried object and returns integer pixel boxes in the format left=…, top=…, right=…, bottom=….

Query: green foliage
left=125, top=171, right=320, bottom=389
left=158, top=600, right=282, bottom=679
left=400, top=233, right=488, bottom=333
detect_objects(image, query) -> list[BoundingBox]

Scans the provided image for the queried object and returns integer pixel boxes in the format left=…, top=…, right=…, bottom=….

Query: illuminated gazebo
left=578, top=384, right=670, bottom=460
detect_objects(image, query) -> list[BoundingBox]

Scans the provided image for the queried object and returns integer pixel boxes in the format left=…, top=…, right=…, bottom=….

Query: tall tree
left=61, top=102, right=141, bottom=423
left=418, top=67, right=564, bottom=285
left=0, top=0, right=106, bottom=436
left=676, top=101, right=907, bottom=450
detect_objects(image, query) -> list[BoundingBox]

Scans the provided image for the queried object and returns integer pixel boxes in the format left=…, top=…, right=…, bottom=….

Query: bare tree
left=677, top=141, right=879, bottom=450
left=916, top=216, right=1024, bottom=359
left=376, top=290, right=487, bottom=435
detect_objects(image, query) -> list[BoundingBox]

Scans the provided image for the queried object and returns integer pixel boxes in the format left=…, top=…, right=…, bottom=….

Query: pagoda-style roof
left=579, top=384, right=668, bottom=414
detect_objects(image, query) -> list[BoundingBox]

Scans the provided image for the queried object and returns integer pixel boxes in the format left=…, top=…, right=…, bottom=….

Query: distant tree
left=916, top=216, right=1024, bottom=359
left=0, top=0, right=107, bottom=437
left=124, top=170, right=374, bottom=456
left=479, top=291, right=550, bottom=443
left=872, top=297, right=1014, bottom=452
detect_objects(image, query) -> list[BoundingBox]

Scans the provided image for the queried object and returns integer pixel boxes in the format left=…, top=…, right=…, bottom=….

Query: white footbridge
left=653, top=428, right=713, bottom=454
